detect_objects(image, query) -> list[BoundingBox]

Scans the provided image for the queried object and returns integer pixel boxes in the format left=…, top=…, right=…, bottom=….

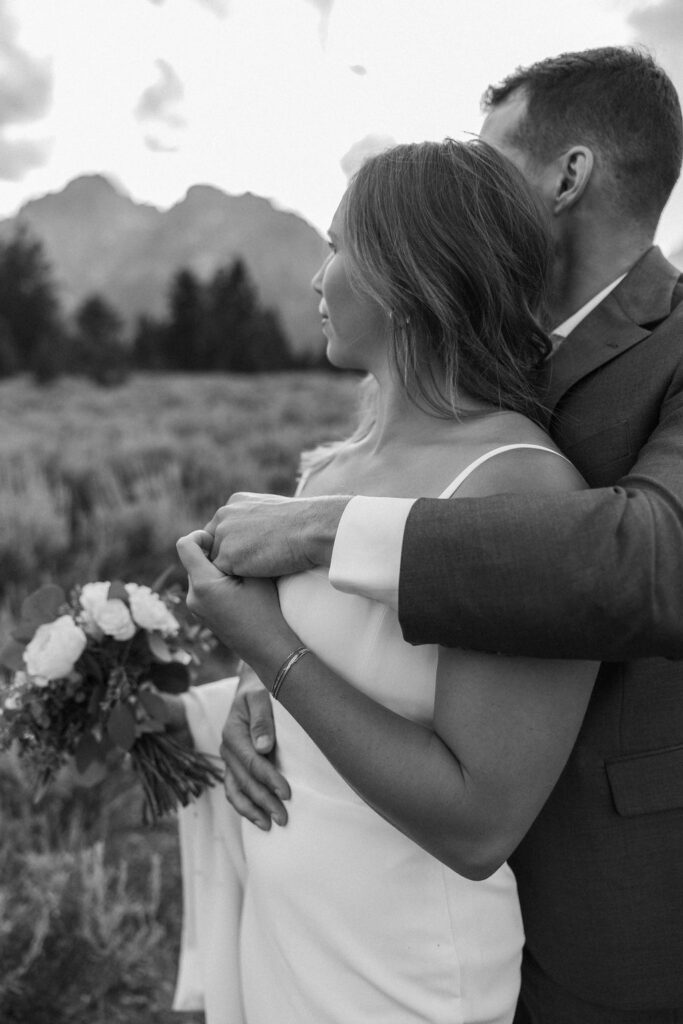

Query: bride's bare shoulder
left=442, top=411, right=585, bottom=499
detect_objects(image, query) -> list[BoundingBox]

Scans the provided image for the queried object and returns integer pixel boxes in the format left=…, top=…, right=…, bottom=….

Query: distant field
left=0, top=371, right=360, bottom=620
left=0, top=370, right=360, bottom=1024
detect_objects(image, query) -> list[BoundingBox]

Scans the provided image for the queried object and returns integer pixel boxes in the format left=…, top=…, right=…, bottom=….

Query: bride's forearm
left=271, top=649, right=496, bottom=880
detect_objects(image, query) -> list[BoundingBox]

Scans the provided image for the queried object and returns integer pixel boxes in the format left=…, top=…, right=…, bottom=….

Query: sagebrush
left=0, top=370, right=358, bottom=1023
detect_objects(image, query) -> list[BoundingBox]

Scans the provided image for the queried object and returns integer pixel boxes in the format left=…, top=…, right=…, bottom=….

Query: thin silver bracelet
left=271, top=645, right=311, bottom=701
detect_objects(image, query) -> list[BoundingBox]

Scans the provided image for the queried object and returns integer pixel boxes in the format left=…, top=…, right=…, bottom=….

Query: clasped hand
left=176, top=490, right=350, bottom=829
left=175, top=522, right=298, bottom=829
left=202, top=489, right=350, bottom=578
left=204, top=491, right=316, bottom=577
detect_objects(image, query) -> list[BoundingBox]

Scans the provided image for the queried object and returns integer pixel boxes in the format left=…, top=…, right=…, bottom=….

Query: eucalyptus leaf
left=107, top=580, right=129, bottom=604
left=12, top=622, right=39, bottom=643
left=138, top=687, right=170, bottom=723
left=21, top=585, right=66, bottom=626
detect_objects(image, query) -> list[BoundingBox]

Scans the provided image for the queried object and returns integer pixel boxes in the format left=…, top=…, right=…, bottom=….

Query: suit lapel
left=544, top=298, right=649, bottom=409
left=544, top=246, right=681, bottom=412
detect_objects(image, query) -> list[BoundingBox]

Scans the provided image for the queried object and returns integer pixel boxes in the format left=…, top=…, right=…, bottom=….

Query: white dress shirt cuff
left=329, top=495, right=416, bottom=609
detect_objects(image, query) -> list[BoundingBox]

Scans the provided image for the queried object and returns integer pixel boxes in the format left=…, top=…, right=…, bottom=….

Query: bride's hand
left=176, top=530, right=300, bottom=680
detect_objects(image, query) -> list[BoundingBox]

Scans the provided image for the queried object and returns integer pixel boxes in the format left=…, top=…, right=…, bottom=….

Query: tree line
left=0, top=229, right=325, bottom=385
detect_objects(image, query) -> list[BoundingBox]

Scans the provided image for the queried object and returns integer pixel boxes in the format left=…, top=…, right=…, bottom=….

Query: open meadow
left=0, top=370, right=359, bottom=1024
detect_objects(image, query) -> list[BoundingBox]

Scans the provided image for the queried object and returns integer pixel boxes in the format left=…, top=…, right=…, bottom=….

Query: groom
left=205, top=49, right=683, bottom=1022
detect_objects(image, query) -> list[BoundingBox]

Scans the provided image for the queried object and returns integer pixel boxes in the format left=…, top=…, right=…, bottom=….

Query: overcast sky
left=1, top=0, right=682, bottom=252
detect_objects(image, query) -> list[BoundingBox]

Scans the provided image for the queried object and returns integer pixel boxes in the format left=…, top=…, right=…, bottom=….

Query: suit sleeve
left=399, top=360, right=683, bottom=661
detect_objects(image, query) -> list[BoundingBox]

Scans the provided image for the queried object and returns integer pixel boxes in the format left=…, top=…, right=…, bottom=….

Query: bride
left=175, top=139, right=598, bottom=1024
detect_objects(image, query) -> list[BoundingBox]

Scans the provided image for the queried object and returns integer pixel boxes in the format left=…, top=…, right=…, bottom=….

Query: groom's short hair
left=482, top=47, right=682, bottom=226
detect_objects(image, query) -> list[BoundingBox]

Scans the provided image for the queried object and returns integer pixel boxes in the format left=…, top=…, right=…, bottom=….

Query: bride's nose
left=311, top=262, right=324, bottom=295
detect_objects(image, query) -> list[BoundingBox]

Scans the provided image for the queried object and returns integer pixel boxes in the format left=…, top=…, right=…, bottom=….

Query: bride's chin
left=325, top=344, right=364, bottom=372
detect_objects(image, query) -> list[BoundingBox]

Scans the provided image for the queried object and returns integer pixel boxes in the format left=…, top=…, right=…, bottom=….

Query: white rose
left=126, top=584, right=179, bottom=636
left=78, top=581, right=111, bottom=635
left=93, top=598, right=136, bottom=641
left=23, top=615, right=87, bottom=683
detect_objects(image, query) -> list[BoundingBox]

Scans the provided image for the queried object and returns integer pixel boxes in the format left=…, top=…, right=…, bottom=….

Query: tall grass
left=0, top=751, right=199, bottom=1024
left=0, top=372, right=359, bottom=612
left=0, top=370, right=359, bottom=1023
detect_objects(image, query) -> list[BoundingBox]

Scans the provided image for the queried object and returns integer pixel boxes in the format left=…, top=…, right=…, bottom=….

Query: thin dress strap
left=438, top=444, right=571, bottom=499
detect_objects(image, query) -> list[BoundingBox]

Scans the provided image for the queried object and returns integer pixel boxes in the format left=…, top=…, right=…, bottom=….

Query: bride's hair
left=346, top=138, right=552, bottom=420
left=299, top=138, right=553, bottom=479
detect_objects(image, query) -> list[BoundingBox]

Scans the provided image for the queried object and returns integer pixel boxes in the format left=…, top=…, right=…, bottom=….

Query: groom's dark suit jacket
left=399, top=247, right=683, bottom=1010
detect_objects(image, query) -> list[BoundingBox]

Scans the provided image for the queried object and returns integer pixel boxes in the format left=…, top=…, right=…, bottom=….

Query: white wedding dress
left=175, top=445, right=563, bottom=1024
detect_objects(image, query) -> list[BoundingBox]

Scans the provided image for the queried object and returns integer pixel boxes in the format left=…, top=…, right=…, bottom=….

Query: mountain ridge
left=3, top=175, right=681, bottom=353
left=0, top=175, right=328, bottom=354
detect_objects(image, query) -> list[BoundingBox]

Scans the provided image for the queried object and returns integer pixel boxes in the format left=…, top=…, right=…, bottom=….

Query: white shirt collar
left=552, top=273, right=627, bottom=340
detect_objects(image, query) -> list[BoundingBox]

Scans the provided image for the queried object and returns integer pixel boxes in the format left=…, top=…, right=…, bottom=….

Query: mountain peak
left=62, top=173, right=122, bottom=196
left=178, top=184, right=274, bottom=213
left=0, top=175, right=327, bottom=354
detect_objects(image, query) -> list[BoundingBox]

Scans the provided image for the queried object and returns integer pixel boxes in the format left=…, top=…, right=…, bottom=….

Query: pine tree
left=165, top=268, right=205, bottom=370
left=73, top=294, right=129, bottom=386
left=204, top=259, right=292, bottom=372
left=0, top=227, right=63, bottom=376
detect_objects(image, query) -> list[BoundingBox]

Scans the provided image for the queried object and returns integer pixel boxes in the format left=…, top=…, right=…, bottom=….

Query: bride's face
left=312, top=196, right=390, bottom=372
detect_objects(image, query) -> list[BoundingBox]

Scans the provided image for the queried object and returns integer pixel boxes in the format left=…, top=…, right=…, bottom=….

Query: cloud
left=628, top=0, right=683, bottom=87
left=0, top=136, right=50, bottom=180
left=197, top=0, right=230, bottom=14
left=303, top=0, right=335, bottom=43
left=629, top=0, right=683, bottom=52
left=144, top=134, right=179, bottom=153
left=0, top=2, right=52, bottom=179
left=340, top=133, right=397, bottom=179
left=135, top=59, right=185, bottom=129
left=146, top=0, right=229, bottom=13
left=628, top=2, right=683, bottom=255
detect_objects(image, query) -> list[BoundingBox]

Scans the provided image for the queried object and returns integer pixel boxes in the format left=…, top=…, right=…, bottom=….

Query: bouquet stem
left=130, top=733, right=224, bottom=824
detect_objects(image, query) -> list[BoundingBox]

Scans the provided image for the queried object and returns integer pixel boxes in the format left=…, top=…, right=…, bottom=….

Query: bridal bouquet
left=0, top=577, right=223, bottom=822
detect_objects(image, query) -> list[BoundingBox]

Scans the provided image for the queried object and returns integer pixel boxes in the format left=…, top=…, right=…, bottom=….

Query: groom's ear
left=553, top=146, right=594, bottom=213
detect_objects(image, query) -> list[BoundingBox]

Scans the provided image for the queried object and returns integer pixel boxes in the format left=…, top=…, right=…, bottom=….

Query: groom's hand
left=204, top=492, right=352, bottom=578
left=220, top=668, right=291, bottom=829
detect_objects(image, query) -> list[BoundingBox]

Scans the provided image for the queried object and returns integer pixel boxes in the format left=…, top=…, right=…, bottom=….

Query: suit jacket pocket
left=606, top=744, right=683, bottom=816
